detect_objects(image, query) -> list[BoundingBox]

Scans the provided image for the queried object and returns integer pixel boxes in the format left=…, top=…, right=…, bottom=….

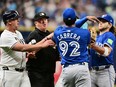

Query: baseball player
left=0, top=10, right=54, bottom=87
left=55, top=15, right=89, bottom=87
left=75, top=14, right=116, bottom=87
left=52, top=8, right=91, bottom=87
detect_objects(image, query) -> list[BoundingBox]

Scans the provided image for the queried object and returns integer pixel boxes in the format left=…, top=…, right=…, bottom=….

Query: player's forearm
left=91, top=43, right=105, bottom=55
left=46, top=33, right=54, bottom=39
left=75, top=17, right=88, bottom=28
left=12, top=42, right=43, bottom=52
left=19, top=44, right=43, bottom=52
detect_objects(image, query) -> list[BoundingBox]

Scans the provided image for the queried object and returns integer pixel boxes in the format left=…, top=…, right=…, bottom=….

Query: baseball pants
left=90, top=65, right=115, bottom=87
left=62, top=63, right=91, bottom=87
left=0, top=70, right=31, bottom=87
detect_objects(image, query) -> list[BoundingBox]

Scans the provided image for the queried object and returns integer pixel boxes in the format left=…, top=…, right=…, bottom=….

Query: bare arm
left=12, top=38, right=54, bottom=52
left=46, top=33, right=54, bottom=39
left=26, top=33, right=55, bottom=58
left=90, top=43, right=112, bottom=56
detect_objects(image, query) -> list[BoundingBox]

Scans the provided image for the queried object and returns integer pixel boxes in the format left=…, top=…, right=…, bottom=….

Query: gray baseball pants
left=61, top=63, right=91, bottom=87
left=90, top=65, right=115, bottom=87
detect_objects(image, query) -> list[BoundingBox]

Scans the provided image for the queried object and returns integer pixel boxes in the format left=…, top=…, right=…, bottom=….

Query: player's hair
left=63, top=18, right=76, bottom=26
left=109, top=26, right=116, bottom=36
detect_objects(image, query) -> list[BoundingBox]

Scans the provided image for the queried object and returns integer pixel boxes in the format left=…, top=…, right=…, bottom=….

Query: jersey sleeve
left=76, top=19, right=88, bottom=29
left=87, top=31, right=91, bottom=44
left=25, top=32, right=37, bottom=44
left=75, top=17, right=88, bottom=28
left=52, top=29, right=58, bottom=44
left=0, top=35, right=17, bottom=49
left=103, top=33, right=115, bottom=49
left=52, top=26, right=62, bottom=44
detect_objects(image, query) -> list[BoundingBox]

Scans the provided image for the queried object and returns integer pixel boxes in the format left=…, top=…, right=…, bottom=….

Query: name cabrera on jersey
left=90, top=32, right=116, bottom=66
left=0, top=30, right=26, bottom=67
left=53, top=26, right=90, bottom=65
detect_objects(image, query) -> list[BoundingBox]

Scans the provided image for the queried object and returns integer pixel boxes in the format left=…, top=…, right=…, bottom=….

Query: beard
left=99, top=27, right=107, bottom=32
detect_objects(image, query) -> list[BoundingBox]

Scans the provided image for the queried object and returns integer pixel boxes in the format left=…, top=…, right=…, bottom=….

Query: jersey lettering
left=57, top=33, right=80, bottom=41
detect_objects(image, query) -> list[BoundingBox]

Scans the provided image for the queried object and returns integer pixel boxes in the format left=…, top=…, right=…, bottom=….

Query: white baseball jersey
left=0, top=29, right=26, bottom=68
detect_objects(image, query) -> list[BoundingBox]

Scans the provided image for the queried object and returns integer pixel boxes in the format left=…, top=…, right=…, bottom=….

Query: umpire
left=26, top=12, right=60, bottom=87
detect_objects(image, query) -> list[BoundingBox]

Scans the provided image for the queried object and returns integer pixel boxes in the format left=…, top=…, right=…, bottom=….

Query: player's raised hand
left=86, top=16, right=100, bottom=23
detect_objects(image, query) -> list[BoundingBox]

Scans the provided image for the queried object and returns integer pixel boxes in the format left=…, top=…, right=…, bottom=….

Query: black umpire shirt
left=25, top=28, right=59, bottom=74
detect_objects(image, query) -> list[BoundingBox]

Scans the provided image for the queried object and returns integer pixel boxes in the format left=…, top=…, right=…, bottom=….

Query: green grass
left=115, top=85, right=116, bottom=87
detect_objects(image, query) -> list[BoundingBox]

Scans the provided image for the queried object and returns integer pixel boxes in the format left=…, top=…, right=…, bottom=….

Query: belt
left=91, top=65, right=111, bottom=71
left=2, top=66, right=25, bottom=72
left=63, top=62, right=86, bottom=68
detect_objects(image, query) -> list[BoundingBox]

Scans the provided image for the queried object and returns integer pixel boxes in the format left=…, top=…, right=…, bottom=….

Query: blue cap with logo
left=63, top=8, right=77, bottom=21
left=98, top=14, right=114, bottom=25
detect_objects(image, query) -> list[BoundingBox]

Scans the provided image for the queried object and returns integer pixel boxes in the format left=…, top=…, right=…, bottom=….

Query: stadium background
left=0, top=0, right=116, bottom=85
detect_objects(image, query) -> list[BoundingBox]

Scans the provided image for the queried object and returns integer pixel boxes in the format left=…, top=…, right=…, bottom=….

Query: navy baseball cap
left=97, top=14, right=114, bottom=25
left=34, top=12, right=49, bottom=21
left=3, top=10, right=20, bottom=24
left=63, top=8, right=77, bottom=21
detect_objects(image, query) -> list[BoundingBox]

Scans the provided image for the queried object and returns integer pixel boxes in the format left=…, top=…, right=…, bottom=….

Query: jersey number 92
left=59, top=41, right=80, bottom=57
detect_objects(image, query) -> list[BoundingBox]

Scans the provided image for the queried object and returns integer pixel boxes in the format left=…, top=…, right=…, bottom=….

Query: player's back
left=53, top=26, right=90, bottom=65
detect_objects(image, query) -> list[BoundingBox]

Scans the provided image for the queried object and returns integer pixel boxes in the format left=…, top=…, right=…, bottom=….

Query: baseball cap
left=97, top=14, right=114, bottom=25
left=63, top=8, right=77, bottom=21
left=2, top=10, right=20, bottom=24
left=34, top=12, right=49, bottom=21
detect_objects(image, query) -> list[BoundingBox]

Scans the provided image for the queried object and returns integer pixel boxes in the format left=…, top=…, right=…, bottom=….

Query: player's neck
left=6, top=26, right=16, bottom=33
left=66, top=24, right=75, bottom=27
left=100, top=29, right=109, bottom=35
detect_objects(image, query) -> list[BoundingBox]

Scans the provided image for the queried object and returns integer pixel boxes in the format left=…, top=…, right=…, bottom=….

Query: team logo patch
left=107, top=39, right=113, bottom=45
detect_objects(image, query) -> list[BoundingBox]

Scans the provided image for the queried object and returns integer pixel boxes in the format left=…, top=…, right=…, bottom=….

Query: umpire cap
left=97, top=14, right=114, bottom=25
left=34, top=12, right=49, bottom=21
left=2, top=10, right=20, bottom=24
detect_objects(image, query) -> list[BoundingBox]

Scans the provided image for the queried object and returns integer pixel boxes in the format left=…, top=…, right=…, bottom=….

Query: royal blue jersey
left=90, top=32, right=115, bottom=66
left=53, top=26, right=91, bottom=65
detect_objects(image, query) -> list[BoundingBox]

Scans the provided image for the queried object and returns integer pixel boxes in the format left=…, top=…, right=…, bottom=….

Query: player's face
left=35, top=18, right=48, bottom=32
left=98, top=19, right=110, bottom=31
left=8, top=18, right=20, bottom=30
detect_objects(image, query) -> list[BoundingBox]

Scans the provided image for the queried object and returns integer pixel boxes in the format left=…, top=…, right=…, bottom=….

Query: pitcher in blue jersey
left=53, top=8, right=91, bottom=87
left=75, top=14, right=116, bottom=87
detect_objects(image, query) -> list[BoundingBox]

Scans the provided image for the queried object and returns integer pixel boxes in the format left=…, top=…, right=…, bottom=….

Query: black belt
left=2, top=66, right=25, bottom=72
left=63, top=62, right=86, bottom=68
left=91, top=65, right=111, bottom=71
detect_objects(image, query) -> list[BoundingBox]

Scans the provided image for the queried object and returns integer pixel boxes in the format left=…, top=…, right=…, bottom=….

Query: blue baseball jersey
left=90, top=32, right=115, bottom=66
left=53, top=26, right=91, bottom=65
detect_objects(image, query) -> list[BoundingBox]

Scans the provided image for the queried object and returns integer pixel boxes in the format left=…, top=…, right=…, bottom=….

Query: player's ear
left=7, top=21, right=12, bottom=25
left=108, top=22, right=112, bottom=29
left=34, top=21, right=38, bottom=25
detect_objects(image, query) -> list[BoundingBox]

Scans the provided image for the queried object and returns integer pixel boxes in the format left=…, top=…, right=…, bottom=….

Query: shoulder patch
left=29, top=39, right=36, bottom=45
left=107, top=39, right=113, bottom=45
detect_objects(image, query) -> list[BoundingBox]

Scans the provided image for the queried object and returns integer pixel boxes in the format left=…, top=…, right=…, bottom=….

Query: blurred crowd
left=0, top=0, right=116, bottom=31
